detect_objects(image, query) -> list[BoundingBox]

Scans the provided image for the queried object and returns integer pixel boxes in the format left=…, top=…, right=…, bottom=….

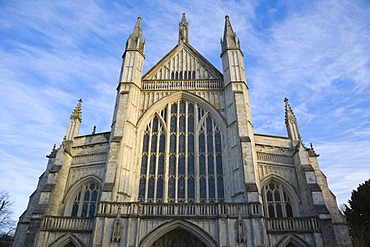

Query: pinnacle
left=284, top=97, right=295, bottom=118
left=221, top=15, right=240, bottom=54
left=125, top=16, right=145, bottom=55
left=70, top=99, right=82, bottom=121
left=178, top=13, right=189, bottom=44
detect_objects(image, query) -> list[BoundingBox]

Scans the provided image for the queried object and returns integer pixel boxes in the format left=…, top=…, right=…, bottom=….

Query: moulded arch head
left=63, top=175, right=103, bottom=216
left=276, top=233, right=311, bottom=247
left=260, top=174, right=299, bottom=201
left=49, top=233, right=84, bottom=247
left=139, top=219, right=217, bottom=247
left=136, top=91, right=227, bottom=133
left=260, top=174, right=300, bottom=216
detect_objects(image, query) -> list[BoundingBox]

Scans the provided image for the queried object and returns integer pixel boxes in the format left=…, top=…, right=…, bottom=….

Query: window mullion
left=77, top=188, right=84, bottom=217
left=145, top=118, right=153, bottom=202
left=273, top=188, right=277, bottom=218
left=194, top=103, right=199, bottom=202
left=154, top=127, right=161, bottom=201
left=164, top=103, right=171, bottom=203
left=175, top=101, right=179, bottom=202
left=213, top=121, right=217, bottom=200
left=185, top=101, right=188, bottom=202
left=205, top=114, right=209, bottom=202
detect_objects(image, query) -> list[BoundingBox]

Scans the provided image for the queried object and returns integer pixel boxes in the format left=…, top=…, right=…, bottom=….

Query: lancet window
left=171, top=71, right=196, bottom=80
left=262, top=182, right=293, bottom=218
left=139, top=100, right=224, bottom=203
left=71, top=182, right=101, bottom=217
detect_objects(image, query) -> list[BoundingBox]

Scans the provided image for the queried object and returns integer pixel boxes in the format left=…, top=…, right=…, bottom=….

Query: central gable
left=143, top=43, right=223, bottom=81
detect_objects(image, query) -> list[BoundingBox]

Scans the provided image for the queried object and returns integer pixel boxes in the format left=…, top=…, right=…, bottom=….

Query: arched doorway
left=140, top=220, right=216, bottom=247
left=151, top=228, right=206, bottom=247
left=64, top=243, right=77, bottom=247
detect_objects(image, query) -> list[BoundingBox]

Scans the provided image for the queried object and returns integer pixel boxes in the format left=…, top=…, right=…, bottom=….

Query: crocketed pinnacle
left=178, top=13, right=189, bottom=44
left=284, top=98, right=296, bottom=123
left=221, top=15, right=241, bottom=54
left=70, top=99, right=82, bottom=121
left=125, top=17, right=145, bottom=55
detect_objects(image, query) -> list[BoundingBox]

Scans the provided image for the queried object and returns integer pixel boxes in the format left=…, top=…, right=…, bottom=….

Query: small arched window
left=71, top=182, right=101, bottom=217
left=262, top=182, right=293, bottom=218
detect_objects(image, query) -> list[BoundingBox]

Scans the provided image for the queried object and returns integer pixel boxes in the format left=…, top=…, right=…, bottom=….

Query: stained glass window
left=138, top=100, right=224, bottom=203
left=263, top=182, right=294, bottom=218
left=71, top=182, right=100, bottom=217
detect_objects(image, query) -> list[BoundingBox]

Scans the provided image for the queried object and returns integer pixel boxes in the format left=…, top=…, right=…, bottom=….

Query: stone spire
left=178, top=13, right=189, bottom=44
left=221, top=15, right=241, bottom=55
left=284, top=98, right=301, bottom=141
left=65, top=99, right=82, bottom=141
left=125, top=17, right=145, bottom=55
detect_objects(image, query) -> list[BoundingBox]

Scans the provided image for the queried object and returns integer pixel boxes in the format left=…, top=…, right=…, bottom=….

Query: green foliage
left=344, top=179, right=370, bottom=225
left=344, top=179, right=370, bottom=247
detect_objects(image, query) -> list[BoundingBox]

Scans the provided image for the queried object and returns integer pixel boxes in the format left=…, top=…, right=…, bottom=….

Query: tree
left=344, top=179, right=370, bottom=247
left=0, top=191, right=15, bottom=236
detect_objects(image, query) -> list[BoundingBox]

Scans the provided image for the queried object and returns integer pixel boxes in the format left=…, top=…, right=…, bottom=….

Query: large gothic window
left=139, top=100, right=224, bottom=203
left=71, top=182, right=101, bottom=217
left=262, top=182, right=293, bottom=218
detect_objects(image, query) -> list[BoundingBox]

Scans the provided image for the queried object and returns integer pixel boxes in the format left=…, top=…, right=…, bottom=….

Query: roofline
left=142, top=42, right=223, bottom=79
left=254, top=133, right=290, bottom=140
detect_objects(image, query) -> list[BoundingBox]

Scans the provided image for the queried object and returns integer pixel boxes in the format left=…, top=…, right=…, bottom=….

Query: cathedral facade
left=13, top=14, right=351, bottom=247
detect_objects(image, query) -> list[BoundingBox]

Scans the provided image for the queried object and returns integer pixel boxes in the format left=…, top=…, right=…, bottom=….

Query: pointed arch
left=137, top=91, right=227, bottom=133
left=139, top=220, right=217, bottom=247
left=63, top=175, right=102, bottom=217
left=49, top=233, right=85, bottom=247
left=260, top=175, right=300, bottom=217
left=276, top=233, right=311, bottom=247
left=136, top=92, right=226, bottom=203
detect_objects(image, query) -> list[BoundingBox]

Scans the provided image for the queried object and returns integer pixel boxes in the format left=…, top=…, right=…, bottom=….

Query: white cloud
left=0, top=0, right=369, bottom=222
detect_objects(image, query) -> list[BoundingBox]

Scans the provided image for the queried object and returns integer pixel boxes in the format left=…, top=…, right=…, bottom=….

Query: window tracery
left=262, top=182, right=293, bottom=218
left=139, top=100, right=224, bottom=203
left=71, top=182, right=101, bottom=217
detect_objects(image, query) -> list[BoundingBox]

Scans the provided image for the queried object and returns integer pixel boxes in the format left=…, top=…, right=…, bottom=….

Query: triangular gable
left=143, top=42, right=223, bottom=80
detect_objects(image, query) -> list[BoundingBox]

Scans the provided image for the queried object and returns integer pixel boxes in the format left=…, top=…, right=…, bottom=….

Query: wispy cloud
left=0, top=0, right=369, bottom=220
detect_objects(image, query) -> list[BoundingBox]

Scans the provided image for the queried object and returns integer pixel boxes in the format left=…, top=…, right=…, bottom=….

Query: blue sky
left=0, top=0, right=369, bottom=222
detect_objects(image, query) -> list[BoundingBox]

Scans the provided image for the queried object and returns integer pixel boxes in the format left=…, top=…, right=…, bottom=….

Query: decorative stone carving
left=112, top=206, right=122, bottom=242
left=235, top=213, right=247, bottom=243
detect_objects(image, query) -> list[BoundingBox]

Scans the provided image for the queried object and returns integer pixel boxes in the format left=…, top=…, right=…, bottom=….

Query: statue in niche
left=112, top=206, right=122, bottom=242
left=235, top=212, right=247, bottom=243
left=180, top=25, right=187, bottom=43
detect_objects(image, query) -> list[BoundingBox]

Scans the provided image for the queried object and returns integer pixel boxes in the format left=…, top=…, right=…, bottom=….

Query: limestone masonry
left=13, top=14, right=352, bottom=247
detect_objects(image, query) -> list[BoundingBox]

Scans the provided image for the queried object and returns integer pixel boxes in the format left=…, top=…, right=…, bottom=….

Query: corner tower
left=102, top=17, right=145, bottom=202
left=220, top=15, right=260, bottom=204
